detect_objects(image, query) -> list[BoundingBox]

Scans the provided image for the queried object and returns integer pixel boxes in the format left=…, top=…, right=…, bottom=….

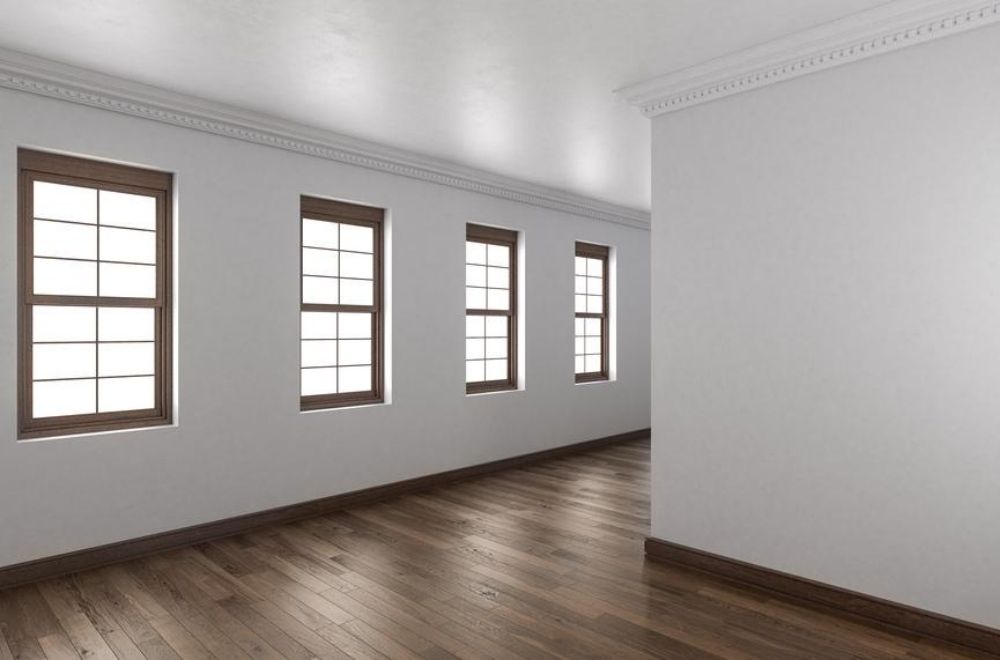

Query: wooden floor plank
left=0, top=631, right=13, bottom=660
left=35, top=580, right=118, bottom=660
left=36, top=632, right=80, bottom=660
left=146, top=615, right=212, bottom=660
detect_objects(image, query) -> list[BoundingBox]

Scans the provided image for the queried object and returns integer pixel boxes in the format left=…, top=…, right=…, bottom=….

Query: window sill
left=466, top=383, right=520, bottom=397
left=18, top=417, right=175, bottom=443
left=300, top=396, right=386, bottom=413
left=575, top=374, right=611, bottom=385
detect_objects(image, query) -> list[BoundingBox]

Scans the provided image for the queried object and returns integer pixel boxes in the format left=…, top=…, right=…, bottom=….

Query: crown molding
left=617, top=0, right=1000, bottom=117
left=0, top=48, right=649, bottom=230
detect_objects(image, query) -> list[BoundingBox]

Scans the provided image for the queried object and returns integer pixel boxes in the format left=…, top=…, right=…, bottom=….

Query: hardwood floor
left=0, top=438, right=990, bottom=659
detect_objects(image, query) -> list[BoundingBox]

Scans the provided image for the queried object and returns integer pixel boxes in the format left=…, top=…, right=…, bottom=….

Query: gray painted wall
left=650, top=24, right=1000, bottom=627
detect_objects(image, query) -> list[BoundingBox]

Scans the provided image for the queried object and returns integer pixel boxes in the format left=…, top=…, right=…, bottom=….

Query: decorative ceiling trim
left=617, top=0, right=1000, bottom=117
left=0, top=48, right=650, bottom=230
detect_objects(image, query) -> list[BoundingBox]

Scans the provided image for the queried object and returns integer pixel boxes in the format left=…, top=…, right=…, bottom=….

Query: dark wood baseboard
left=645, top=537, right=1000, bottom=655
left=0, top=429, right=649, bottom=591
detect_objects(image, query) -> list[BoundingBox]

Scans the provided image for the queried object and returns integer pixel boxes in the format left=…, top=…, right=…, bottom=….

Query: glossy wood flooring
left=0, top=439, right=990, bottom=659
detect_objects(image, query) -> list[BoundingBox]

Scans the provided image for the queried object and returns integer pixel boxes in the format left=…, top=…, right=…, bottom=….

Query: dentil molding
left=617, top=0, right=1000, bottom=117
left=0, top=48, right=649, bottom=229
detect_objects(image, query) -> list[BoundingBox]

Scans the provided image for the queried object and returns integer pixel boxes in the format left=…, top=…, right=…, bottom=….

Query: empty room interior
left=1, top=0, right=999, bottom=657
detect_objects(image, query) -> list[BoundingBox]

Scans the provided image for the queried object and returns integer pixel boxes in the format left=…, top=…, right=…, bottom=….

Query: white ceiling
left=0, top=0, right=891, bottom=211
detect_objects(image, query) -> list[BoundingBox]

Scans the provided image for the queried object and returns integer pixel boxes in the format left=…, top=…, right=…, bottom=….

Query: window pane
left=34, top=258, right=96, bottom=296
left=486, top=266, right=508, bottom=289
left=575, top=276, right=587, bottom=295
left=575, top=317, right=585, bottom=335
left=34, top=379, right=96, bottom=418
left=99, top=307, right=155, bottom=341
left=101, top=227, right=156, bottom=264
left=487, top=289, right=509, bottom=311
left=34, top=306, right=96, bottom=342
left=340, top=224, right=373, bottom=253
left=302, top=340, right=337, bottom=367
left=338, top=339, right=371, bottom=366
left=575, top=337, right=585, bottom=355
left=587, top=276, right=603, bottom=295
left=100, top=263, right=156, bottom=298
left=466, top=338, right=485, bottom=360
left=487, top=244, right=509, bottom=267
left=575, top=256, right=587, bottom=276
left=585, top=336, right=602, bottom=355
left=340, top=252, right=373, bottom=279
left=485, top=338, right=506, bottom=359
left=98, top=376, right=154, bottom=412
left=585, top=355, right=601, bottom=373
left=338, top=365, right=371, bottom=393
left=585, top=318, right=601, bottom=335
left=302, top=248, right=338, bottom=276
left=466, top=360, right=485, bottom=383
left=587, top=258, right=603, bottom=277
left=98, top=342, right=155, bottom=377
left=34, top=220, right=96, bottom=260
left=485, top=316, right=507, bottom=337
left=303, top=219, right=339, bottom=249
left=34, top=181, right=96, bottom=223
left=587, top=294, right=603, bottom=314
left=575, top=356, right=586, bottom=373
left=466, top=287, right=486, bottom=309
left=485, top=359, right=507, bottom=381
left=339, top=312, right=371, bottom=339
left=466, top=241, right=486, bottom=265
left=100, top=190, right=156, bottom=230
left=575, top=294, right=587, bottom=313
left=302, top=367, right=338, bottom=395
left=33, top=343, right=96, bottom=380
left=466, top=315, right=485, bottom=337
left=302, top=276, right=339, bottom=304
left=465, top=265, right=486, bottom=287
left=340, top=278, right=373, bottom=306
left=302, top=312, right=337, bottom=339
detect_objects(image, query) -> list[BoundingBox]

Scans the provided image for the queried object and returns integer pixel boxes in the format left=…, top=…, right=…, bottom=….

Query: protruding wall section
left=647, top=21, right=1000, bottom=629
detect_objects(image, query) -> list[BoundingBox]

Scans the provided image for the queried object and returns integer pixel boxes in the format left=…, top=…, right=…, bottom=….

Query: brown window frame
left=466, top=224, right=518, bottom=395
left=575, top=241, right=610, bottom=383
left=300, top=196, right=384, bottom=411
left=18, top=149, right=173, bottom=439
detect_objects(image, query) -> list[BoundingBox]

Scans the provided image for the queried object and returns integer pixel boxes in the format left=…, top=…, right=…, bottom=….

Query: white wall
left=0, top=88, right=651, bottom=568
left=650, top=24, right=1000, bottom=628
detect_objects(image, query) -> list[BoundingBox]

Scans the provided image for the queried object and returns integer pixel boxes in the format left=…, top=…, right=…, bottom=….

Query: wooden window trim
left=300, top=196, right=384, bottom=410
left=575, top=241, right=610, bottom=383
left=466, top=224, right=518, bottom=395
left=18, top=149, right=173, bottom=439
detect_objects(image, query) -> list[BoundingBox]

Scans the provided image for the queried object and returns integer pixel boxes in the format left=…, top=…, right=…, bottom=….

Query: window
left=18, top=149, right=173, bottom=439
left=465, top=224, right=517, bottom=394
left=575, top=242, right=609, bottom=382
left=300, top=196, right=383, bottom=409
